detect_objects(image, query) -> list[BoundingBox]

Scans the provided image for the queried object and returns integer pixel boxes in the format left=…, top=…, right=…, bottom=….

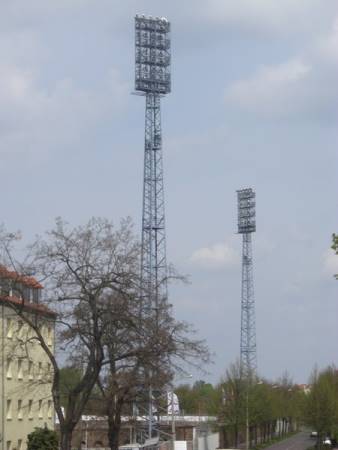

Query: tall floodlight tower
left=135, top=14, right=171, bottom=316
left=237, top=188, right=257, bottom=379
left=135, top=15, right=171, bottom=440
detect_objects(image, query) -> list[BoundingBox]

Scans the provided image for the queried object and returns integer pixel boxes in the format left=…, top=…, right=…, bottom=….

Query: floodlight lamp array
left=135, top=15, right=171, bottom=94
left=237, top=188, right=256, bottom=234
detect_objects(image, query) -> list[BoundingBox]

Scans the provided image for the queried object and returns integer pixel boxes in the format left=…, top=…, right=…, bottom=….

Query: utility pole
left=135, top=14, right=171, bottom=439
left=237, top=188, right=257, bottom=450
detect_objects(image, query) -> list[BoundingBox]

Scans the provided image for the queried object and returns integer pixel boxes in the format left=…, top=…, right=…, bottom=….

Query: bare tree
left=0, top=217, right=140, bottom=450
left=95, top=289, right=210, bottom=450
left=1, top=218, right=209, bottom=450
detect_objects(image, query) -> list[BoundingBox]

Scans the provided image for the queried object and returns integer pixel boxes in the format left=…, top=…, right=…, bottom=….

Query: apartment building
left=0, top=266, right=56, bottom=450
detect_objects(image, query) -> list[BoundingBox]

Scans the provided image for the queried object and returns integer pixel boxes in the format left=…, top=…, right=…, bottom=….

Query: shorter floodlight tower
left=237, top=188, right=257, bottom=380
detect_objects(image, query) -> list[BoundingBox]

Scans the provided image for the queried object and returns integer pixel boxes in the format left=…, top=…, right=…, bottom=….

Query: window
left=18, top=360, right=23, bottom=380
left=17, top=400, right=23, bottom=420
left=47, top=400, right=53, bottom=419
left=6, top=359, right=12, bottom=379
left=47, top=362, right=52, bottom=381
left=27, top=325, right=36, bottom=341
left=28, top=361, right=33, bottom=380
left=24, top=286, right=32, bottom=302
left=38, top=362, right=42, bottom=380
left=6, top=318, right=13, bottom=339
left=47, top=327, right=53, bottom=346
left=6, top=399, right=12, bottom=420
left=38, top=400, right=43, bottom=419
left=17, top=321, right=24, bottom=340
left=37, top=324, right=44, bottom=345
left=18, top=440, right=23, bottom=450
left=39, top=324, right=44, bottom=337
left=28, top=400, right=33, bottom=420
left=32, top=289, right=41, bottom=303
left=6, top=441, right=11, bottom=450
left=12, top=283, right=22, bottom=299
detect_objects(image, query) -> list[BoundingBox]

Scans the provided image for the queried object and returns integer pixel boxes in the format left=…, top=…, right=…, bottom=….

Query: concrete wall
left=197, top=433, right=219, bottom=450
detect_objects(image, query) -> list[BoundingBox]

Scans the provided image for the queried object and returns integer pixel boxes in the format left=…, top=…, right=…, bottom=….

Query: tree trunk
left=234, top=424, right=239, bottom=448
left=60, top=428, right=74, bottom=450
left=108, top=420, right=121, bottom=450
left=107, top=395, right=124, bottom=450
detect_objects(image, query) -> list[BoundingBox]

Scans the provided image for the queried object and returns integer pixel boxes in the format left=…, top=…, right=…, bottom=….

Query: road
left=264, top=432, right=313, bottom=450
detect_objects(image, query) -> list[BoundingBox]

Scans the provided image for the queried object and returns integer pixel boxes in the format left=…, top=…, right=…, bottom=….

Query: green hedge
left=27, top=427, right=58, bottom=450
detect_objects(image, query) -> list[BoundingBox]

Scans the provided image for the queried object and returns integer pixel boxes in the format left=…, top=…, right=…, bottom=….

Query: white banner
left=167, top=391, right=180, bottom=415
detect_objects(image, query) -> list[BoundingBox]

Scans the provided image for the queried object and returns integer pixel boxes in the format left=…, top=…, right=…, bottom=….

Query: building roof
left=0, top=265, right=55, bottom=318
left=0, top=265, right=43, bottom=289
left=0, top=294, right=57, bottom=318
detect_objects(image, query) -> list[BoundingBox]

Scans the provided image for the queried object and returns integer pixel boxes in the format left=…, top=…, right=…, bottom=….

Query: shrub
left=27, top=427, right=58, bottom=450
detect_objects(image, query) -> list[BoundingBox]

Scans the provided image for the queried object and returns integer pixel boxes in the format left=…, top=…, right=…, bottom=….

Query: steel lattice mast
left=135, top=14, right=171, bottom=315
left=237, top=188, right=257, bottom=379
left=135, top=15, right=171, bottom=440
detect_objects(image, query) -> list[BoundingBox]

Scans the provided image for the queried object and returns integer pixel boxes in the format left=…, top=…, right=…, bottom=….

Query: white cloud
left=0, top=62, right=130, bottom=166
left=224, top=59, right=311, bottom=116
left=190, top=241, right=240, bottom=269
left=316, top=17, right=338, bottom=65
left=1, top=0, right=333, bottom=44
left=223, top=12, right=338, bottom=120
left=173, top=0, right=337, bottom=39
left=201, top=0, right=319, bottom=32
left=323, top=249, right=338, bottom=277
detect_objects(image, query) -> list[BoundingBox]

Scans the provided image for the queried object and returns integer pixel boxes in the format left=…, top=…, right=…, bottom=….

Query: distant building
left=296, top=384, right=311, bottom=394
left=59, top=415, right=217, bottom=450
left=0, top=266, right=56, bottom=450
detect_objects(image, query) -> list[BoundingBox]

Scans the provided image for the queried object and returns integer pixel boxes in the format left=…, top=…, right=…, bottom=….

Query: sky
left=0, top=0, right=338, bottom=385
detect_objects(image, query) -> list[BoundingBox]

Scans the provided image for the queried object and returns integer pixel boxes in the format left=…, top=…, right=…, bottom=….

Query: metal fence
left=71, top=448, right=110, bottom=450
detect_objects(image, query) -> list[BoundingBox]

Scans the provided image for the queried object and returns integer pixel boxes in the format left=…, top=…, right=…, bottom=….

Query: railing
left=71, top=448, right=110, bottom=450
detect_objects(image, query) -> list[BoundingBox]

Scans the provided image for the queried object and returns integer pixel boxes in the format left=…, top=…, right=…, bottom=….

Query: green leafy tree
left=304, top=366, right=338, bottom=447
left=27, top=427, right=58, bottom=450
left=249, top=381, right=275, bottom=445
left=175, top=380, right=220, bottom=416
left=59, top=367, right=82, bottom=408
left=218, top=364, right=304, bottom=449
left=175, top=383, right=196, bottom=414
left=192, top=380, right=220, bottom=415
left=331, top=234, right=338, bottom=278
left=219, top=362, right=246, bottom=448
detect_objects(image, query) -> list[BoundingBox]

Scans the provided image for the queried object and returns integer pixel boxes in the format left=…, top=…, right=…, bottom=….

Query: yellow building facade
left=0, top=267, right=55, bottom=450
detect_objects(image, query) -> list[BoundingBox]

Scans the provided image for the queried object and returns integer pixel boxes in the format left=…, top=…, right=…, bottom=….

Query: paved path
left=263, top=432, right=313, bottom=450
